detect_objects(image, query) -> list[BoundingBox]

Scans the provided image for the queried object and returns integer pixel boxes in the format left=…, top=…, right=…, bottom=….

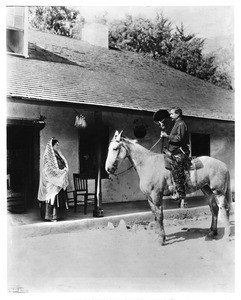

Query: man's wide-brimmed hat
left=153, top=109, right=170, bottom=122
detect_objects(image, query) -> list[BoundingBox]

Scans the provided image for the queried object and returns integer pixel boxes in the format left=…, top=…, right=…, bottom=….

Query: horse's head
left=105, top=130, right=129, bottom=175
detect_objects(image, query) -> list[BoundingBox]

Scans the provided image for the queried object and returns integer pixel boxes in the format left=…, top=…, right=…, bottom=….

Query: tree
left=209, top=46, right=234, bottom=89
left=195, top=54, right=217, bottom=80
left=149, top=12, right=173, bottom=58
left=109, top=12, right=172, bottom=57
left=173, top=23, right=194, bottom=42
left=209, top=68, right=232, bottom=90
left=28, top=6, right=80, bottom=36
left=109, top=16, right=232, bottom=90
left=163, top=24, right=205, bottom=75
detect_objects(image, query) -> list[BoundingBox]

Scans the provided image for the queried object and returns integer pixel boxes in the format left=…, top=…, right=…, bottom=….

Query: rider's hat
left=153, top=109, right=170, bottom=123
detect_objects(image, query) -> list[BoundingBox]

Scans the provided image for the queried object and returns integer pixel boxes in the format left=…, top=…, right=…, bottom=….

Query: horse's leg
left=147, top=197, right=157, bottom=221
left=151, top=191, right=166, bottom=245
left=201, top=185, right=219, bottom=237
left=214, top=192, right=231, bottom=237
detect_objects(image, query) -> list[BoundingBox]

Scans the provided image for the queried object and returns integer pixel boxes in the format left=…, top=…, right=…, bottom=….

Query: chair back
left=73, top=173, right=88, bottom=192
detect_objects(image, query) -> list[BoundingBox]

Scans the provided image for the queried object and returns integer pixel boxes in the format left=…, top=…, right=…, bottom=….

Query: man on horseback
left=160, top=107, right=190, bottom=208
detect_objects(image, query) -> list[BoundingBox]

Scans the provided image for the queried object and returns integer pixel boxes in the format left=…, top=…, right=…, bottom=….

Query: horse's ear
left=116, top=131, right=122, bottom=142
left=114, top=130, right=123, bottom=141
left=114, top=130, right=119, bottom=139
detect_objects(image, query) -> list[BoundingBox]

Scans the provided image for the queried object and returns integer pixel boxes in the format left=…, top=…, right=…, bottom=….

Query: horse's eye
left=113, top=148, right=118, bottom=151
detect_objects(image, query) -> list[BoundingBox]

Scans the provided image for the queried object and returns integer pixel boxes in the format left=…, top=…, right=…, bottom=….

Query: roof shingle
left=7, top=29, right=234, bottom=121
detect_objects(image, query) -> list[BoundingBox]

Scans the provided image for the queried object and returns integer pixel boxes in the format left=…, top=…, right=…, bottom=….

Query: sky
left=79, top=6, right=234, bottom=40
left=3, top=0, right=235, bottom=41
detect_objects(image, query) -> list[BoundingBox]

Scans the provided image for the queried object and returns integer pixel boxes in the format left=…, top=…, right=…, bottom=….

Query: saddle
left=163, top=149, right=204, bottom=201
left=163, top=149, right=203, bottom=171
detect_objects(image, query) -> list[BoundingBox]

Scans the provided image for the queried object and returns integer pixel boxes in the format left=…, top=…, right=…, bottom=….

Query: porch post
left=93, top=111, right=104, bottom=217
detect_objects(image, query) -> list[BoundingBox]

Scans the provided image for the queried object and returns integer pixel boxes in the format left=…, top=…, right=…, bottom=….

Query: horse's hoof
left=157, top=236, right=166, bottom=245
left=161, top=236, right=166, bottom=245
left=159, top=239, right=165, bottom=246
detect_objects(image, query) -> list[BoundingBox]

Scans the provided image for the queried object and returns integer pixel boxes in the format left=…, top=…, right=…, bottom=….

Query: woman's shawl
left=38, top=138, right=69, bottom=204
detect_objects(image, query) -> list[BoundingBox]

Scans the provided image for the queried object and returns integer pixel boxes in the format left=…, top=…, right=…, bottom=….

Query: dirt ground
left=7, top=215, right=235, bottom=294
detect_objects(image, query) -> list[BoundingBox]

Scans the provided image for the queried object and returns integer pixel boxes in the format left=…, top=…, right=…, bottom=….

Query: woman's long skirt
left=39, top=189, right=68, bottom=221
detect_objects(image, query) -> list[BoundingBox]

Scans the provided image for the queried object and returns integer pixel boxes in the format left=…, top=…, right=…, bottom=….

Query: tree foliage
left=28, top=7, right=233, bottom=90
left=209, top=46, right=234, bottom=89
left=109, top=14, right=233, bottom=90
left=28, top=6, right=82, bottom=37
left=109, top=13, right=172, bottom=58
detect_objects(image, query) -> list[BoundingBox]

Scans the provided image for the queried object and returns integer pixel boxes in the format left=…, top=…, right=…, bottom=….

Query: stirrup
left=172, top=191, right=179, bottom=200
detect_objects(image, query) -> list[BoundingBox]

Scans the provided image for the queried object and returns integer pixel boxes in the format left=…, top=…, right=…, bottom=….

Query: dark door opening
left=78, top=125, right=109, bottom=179
left=191, top=133, right=210, bottom=157
left=7, top=124, right=40, bottom=212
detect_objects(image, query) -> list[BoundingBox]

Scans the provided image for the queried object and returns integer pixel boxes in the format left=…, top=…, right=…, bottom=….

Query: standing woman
left=38, top=137, right=69, bottom=222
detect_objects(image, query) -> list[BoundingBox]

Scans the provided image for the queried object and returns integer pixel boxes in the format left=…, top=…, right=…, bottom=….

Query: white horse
left=105, top=131, right=232, bottom=245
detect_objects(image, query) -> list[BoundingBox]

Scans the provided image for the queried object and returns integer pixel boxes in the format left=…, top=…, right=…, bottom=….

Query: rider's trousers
left=170, top=152, right=187, bottom=198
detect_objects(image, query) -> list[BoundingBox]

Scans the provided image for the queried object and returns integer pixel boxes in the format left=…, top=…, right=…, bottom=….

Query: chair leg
left=74, top=195, right=77, bottom=213
left=84, top=195, right=87, bottom=215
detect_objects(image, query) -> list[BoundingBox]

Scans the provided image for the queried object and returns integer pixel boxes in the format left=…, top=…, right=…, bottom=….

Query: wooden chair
left=72, top=173, right=97, bottom=214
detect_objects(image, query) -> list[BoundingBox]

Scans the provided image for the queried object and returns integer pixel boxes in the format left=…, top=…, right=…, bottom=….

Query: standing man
left=160, top=107, right=190, bottom=208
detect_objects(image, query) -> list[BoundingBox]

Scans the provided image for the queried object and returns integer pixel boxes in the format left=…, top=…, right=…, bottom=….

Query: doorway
left=191, top=133, right=210, bottom=157
left=78, top=125, right=109, bottom=179
left=7, top=123, right=40, bottom=212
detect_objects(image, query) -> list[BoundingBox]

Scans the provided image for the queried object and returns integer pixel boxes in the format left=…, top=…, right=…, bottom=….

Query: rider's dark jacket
left=167, top=117, right=190, bottom=155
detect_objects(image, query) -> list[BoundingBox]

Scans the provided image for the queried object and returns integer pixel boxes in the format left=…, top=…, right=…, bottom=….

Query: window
left=191, top=133, right=210, bottom=157
left=6, top=6, right=28, bottom=57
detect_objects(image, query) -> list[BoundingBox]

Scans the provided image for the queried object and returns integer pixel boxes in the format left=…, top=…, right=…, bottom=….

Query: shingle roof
left=7, top=29, right=234, bottom=121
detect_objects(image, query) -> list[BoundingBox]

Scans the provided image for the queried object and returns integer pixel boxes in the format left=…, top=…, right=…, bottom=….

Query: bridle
left=108, top=138, right=132, bottom=176
left=109, top=136, right=162, bottom=176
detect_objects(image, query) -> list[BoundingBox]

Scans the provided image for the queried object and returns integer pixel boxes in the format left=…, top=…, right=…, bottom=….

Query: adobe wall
left=186, top=117, right=234, bottom=190
left=7, top=101, right=235, bottom=204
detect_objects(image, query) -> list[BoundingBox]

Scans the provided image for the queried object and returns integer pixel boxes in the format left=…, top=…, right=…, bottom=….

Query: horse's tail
left=225, top=170, right=232, bottom=210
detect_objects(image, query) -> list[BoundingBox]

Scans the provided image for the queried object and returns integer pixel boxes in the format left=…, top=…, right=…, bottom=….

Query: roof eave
left=7, top=94, right=234, bottom=122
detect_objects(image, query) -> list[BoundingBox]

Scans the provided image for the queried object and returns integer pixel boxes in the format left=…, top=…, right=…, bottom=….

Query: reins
left=113, top=137, right=162, bottom=176
left=114, top=165, right=134, bottom=176
left=149, top=137, right=162, bottom=151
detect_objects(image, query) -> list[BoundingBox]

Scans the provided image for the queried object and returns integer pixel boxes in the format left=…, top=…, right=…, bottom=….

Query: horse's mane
left=122, top=135, right=137, bottom=144
left=121, top=136, right=161, bottom=156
